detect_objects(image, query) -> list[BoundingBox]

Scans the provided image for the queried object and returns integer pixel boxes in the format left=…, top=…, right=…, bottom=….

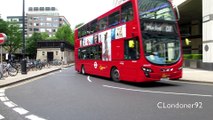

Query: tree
left=41, top=32, right=49, bottom=40
left=55, top=25, right=74, bottom=45
left=0, top=19, right=8, bottom=33
left=26, top=32, right=43, bottom=59
left=3, top=22, right=22, bottom=54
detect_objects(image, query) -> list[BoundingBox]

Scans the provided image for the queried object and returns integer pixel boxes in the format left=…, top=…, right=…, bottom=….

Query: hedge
left=183, top=54, right=202, bottom=60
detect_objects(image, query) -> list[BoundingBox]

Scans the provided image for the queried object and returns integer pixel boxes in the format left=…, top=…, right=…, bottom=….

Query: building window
left=56, top=51, right=58, bottom=55
left=42, top=51, right=45, bottom=56
left=34, top=7, right=39, bottom=11
left=47, top=17, right=52, bottom=21
left=40, top=7, right=44, bottom=11
left=34, top=28, right=39, bottom=32
left=34, top=17, right=39, bottom=21
left=46, top=23, right=52, bottom=27
left=45, top=7, right=50, bottom=11
left=40, top=28, right=45, bottom=32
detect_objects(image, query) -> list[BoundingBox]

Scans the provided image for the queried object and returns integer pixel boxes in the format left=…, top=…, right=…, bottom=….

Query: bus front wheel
left=111, top=68, right=120, bottom=82
left=81, top=65, right=86, bottom=75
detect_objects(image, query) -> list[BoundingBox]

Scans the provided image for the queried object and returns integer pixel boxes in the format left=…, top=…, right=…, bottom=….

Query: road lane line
left=87, top=76, right=92, bottom=82
left=25, top=114, right=46, bottom=120
left=0, top=97, right=9, bottom=102
left=0, top=93, right=5, bottom=97
left=103, top=85, right=213, bottom=97
left=0, top=89, right=5, bottom=93
left=0, top=114, right=4, bottom=119
left=4, top=101, right=17, bottom=108
left=13, top=107, right=29, bottom=115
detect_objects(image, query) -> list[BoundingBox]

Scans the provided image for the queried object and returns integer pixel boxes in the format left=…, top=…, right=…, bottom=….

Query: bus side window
left=124, top=39, right=140, bottom=60
left=121, top=1, right=133, bottom=23
left=91, top=19, right=98, bottom=33
left=108, top=11, right=120, bottom=27
left=99, top=17, right=108, bottom=31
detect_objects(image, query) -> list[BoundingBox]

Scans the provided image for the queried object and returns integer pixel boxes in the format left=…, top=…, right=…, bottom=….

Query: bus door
left=122, top=38, right=140, bottom=81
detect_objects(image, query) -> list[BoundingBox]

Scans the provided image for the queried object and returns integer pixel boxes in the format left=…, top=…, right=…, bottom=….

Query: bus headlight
left=142, top=67, right=153, bottom=77
left=142, top=67, right=153, bottom=72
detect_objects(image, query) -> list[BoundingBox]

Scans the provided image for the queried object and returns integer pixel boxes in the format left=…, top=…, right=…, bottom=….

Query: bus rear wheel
left=111, top=68, right=120, bottom=82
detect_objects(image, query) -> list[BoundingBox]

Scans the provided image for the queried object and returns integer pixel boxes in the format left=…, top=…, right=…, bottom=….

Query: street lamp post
left=21, top=0, right=27, bottom=74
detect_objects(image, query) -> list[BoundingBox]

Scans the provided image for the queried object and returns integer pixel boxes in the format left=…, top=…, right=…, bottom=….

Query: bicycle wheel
left=8, top=66, right=18, bottom=76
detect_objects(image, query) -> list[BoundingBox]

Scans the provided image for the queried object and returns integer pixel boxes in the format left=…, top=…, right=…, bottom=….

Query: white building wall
left=203, top=0, right=213, bottom=63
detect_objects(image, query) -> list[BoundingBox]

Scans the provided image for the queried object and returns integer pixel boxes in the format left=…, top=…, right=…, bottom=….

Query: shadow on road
left=121, top=81, right=180, bottom=88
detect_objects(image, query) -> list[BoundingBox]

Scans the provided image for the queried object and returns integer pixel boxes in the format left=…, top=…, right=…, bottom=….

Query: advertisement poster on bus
left=115, top=24, right=126, bottom=39
left=100, top=30, right=112, bottom=61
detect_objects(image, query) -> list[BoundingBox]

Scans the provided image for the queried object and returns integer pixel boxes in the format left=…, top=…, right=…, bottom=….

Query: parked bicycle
left=0, top=62, right=18, bottom=79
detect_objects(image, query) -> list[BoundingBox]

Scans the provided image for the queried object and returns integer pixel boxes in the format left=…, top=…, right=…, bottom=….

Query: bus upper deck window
left=121, top=2, right=133, bottom=23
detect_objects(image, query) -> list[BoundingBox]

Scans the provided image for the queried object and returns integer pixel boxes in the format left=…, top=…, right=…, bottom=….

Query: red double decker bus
left=74, top=0, right=183, bottom=82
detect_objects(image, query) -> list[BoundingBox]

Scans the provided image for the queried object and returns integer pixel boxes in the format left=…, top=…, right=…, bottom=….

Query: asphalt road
left=1, top=66, right=213, bottom=120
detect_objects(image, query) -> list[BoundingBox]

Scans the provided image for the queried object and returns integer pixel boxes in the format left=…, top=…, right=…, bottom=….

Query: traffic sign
left=0, top=33, right=7, bottom=45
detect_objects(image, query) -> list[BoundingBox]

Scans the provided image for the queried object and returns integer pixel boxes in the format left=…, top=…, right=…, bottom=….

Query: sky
left=0, top=0, right=185, bottom=29
left=0, top=0, right=114, bottom=28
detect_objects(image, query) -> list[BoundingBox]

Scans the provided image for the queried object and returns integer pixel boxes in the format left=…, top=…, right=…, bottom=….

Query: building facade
left=7, top=16, right=28, bottom=35
left=27, top=7, right=70, bottom=37
left=36, top=41, right=74, bottom=64
left=7, top=7, right=70, bottom=37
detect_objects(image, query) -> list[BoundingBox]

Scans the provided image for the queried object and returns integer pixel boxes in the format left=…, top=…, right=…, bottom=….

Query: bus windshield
left=143, top=33, right=180, bottom=65
left=138, top=0, right=181, bottom=65
left=138, top=0, right=176, bottom=21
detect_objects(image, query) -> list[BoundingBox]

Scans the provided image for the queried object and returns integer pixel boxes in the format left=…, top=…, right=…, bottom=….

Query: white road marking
left=25, top=114, right=46, bottom=120
left=0, top=114, right=4, bottom=119
left=0, top=93, right=5, bottom=97
left=0, top=89, right=5, bottom=93
left=87, top=76, right=92, bottom=82
left=4, top=101, right=17, bottom=108
left=103, top=85, right=213, bottom=97
left=0, top=97, right=9, bottom=102
left=13, top=107, right=29, bottom=115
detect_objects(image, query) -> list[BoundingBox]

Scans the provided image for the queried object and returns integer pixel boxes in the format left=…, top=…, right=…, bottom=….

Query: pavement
left=0, top=64, right=213, bottom=88
left=0, top=64, right=74, bottom=88
left=180, top=68, right=213, bottom=83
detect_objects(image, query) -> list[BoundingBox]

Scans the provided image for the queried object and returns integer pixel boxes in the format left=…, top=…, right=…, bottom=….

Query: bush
left=192, top=54, right=202, bottom=60
left=183, top=54, right=202, bottom=60
left=183, top=54, right=192, bottom=59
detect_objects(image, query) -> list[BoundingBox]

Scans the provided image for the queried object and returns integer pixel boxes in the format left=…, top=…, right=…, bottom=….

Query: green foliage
left=183, top=54, right=202, bottom=60
left=26, top=32, right=43, bottom=58
left=192, top=54, right=202, bottom=60
left=2, top=22, right=22, bottom=53
left=41, top=32, right=49, bottom=40
left=55, top=25, right=74, bottom=45
left=0, top=19, right=8, bottom=33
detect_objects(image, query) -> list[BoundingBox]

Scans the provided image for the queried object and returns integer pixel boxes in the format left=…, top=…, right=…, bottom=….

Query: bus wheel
left=111, top=68, right=120, bottom=82
left=81, top=65, right=86, bottom=75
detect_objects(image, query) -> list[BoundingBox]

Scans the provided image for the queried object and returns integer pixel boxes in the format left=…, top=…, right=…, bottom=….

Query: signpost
left=0, top=33, right=7, bottom=78
left=0, top=33, right=7, bottom=44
